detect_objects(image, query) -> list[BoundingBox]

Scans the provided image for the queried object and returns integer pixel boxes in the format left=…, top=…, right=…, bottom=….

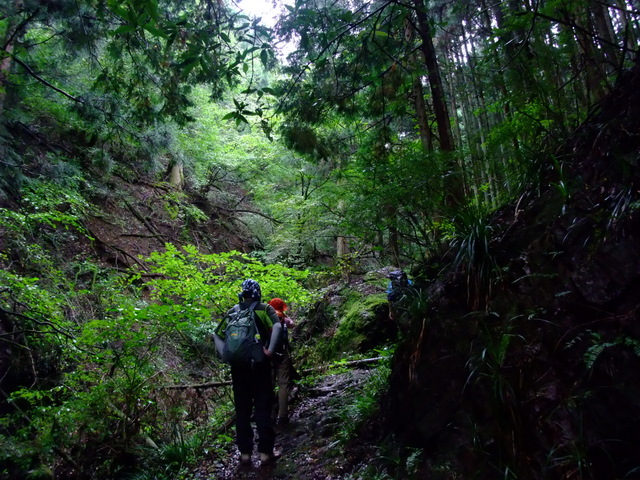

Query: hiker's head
left=239, top=279, right=261, bottom=301
left=389, top=270, right=407, bottom=281
left=268, top=298, right=287, bottom=315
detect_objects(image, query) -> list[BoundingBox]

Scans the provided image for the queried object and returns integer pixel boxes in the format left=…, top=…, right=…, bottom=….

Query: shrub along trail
left=192, top=368, right=375, bottom=479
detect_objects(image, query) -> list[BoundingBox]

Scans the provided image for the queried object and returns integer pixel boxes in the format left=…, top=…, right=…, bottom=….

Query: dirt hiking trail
left=192, top=369, right=375, bottom=480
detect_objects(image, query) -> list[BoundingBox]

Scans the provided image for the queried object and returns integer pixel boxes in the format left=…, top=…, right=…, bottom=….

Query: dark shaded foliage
left=375, top=55, right=640, bottom=480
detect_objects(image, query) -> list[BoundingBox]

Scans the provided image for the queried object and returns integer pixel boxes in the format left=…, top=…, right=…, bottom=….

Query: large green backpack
left=222, top=301, right=265, bottom=364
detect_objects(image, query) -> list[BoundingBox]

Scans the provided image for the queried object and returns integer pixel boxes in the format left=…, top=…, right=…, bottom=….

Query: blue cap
left=240, top=279, right=261, bottom=300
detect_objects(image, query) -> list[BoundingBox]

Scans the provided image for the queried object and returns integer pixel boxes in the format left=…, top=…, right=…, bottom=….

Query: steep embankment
left=380, top=59, right=640, bottom=479
left=0, top=122, right=260, bottom=410
left=82, top=174, right=254, bottom=269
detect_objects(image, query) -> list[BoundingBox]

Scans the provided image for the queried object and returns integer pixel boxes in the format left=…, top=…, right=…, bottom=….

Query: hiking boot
left=259, top=450, right=280, bottom=465
left=240, top=453, right=251, bottom=465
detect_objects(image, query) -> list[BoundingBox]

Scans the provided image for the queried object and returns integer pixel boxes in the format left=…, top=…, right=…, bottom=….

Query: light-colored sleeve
left=267, top=322, right=283, bottom=352
left=212, top=306, right=236, bottom=357
left=213, top=333, right=225, bottom=357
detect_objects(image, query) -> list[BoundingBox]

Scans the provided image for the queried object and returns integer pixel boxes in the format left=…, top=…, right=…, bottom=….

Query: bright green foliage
left=0, top=185, right=313, bottom=479
left=1, top=179, right=91, bottom=234
left=141, top=243, right=311, bottom=315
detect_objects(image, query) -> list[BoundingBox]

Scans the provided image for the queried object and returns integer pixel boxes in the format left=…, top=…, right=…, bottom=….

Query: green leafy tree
left=1, top=0, right=275, bottom=123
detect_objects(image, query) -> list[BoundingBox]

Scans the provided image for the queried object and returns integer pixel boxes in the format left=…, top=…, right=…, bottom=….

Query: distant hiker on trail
left=267, top=297, right=296, bottom=426
left=213, top=279, right=283, bottom=466
left=386, top=269, right=413, bottom=325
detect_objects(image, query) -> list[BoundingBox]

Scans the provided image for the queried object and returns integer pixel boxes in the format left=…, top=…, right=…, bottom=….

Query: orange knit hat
left=268, top=298, right=288, bottom=313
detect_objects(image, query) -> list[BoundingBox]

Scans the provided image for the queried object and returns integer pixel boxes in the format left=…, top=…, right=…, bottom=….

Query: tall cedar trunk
left=412, top=0, right=454, bottom=153
left=568, top=4, right=608, bottom=101
left=411, top=0, right=465, bottom=207
left=405, top=17, right=433, bottom=152
left=590, top=0, right=620, bottom=72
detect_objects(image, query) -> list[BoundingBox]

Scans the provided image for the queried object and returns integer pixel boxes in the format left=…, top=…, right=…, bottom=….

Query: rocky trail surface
left=192, top=369, right=375, bottom=480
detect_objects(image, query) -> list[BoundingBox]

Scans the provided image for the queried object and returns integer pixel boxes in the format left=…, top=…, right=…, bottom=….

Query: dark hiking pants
left=231, top=360, right=275, bottom=455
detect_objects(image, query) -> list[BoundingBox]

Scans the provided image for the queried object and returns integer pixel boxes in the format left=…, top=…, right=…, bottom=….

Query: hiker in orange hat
left=267, top=298, right=295, bottom=425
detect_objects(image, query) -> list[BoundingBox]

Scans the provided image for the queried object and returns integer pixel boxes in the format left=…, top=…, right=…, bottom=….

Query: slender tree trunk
left=336, top=199, right=349, bottom=279
left=412, top=78, right=433, bottom=153
left=411, top=0, right=465, bottom=207
left=0, top=48, right=13, bottom=116
left=169, top=162, right=184, bottom=189
left=386, top=204, right=400, bottom=266
left=336, top=235, right=349, bottom=257
left=0, top=0, right=25, bottom=116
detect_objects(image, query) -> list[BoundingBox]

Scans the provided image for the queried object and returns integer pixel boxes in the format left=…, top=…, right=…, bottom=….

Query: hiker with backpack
left=386, top=269, right=413, bottom=325
left=213, top=279, right=283, bottom=466
left=267, top=297, right=296, bottom=426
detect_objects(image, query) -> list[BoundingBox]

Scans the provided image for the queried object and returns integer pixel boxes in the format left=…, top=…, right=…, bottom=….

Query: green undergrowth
left=336, top=351, right=393, bottom=443
left=0, top=178, right=314, bottom=480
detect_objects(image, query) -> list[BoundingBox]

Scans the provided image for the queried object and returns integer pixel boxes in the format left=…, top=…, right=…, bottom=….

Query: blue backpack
left=387, top=271, right=411, bottom=302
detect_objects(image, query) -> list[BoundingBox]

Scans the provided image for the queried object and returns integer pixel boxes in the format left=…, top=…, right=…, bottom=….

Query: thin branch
left=218, top=206, right=283, bottom=224
left=0, top=307, right=75, bottom=341
left=300, top=356, right=385, bottom=374
left=124, top=200, right=166, bottom=245
left=528, top=9, right=638, bottom=54
left=2, top=8, right=41, bottom=51
left=10, top=56, right=138, bottom=137
left=165, top=379, right=232, bottom=390
left=11, top=56, right=82, bottom=103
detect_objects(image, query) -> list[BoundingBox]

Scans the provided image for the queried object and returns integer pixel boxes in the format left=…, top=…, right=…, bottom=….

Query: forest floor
left=191, top=369, right=376, bottom=480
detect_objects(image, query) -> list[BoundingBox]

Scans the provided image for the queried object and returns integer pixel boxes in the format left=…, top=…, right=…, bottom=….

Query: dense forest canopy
left=1, top=0, right=639, bottom=478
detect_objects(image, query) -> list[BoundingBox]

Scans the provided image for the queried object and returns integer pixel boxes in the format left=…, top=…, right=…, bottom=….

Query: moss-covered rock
left=330, top=292, right=392, bottom=355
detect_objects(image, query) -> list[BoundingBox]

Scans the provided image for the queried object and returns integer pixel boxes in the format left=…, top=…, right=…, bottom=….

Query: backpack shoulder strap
left=248, top=301, right=265, bottom=343
left=254, top=303, right=275, bottom=344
